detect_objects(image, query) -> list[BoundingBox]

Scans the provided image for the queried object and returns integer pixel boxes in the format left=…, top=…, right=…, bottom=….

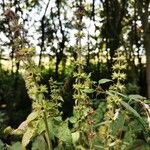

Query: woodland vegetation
left=0, top=0, right=150, bottom=150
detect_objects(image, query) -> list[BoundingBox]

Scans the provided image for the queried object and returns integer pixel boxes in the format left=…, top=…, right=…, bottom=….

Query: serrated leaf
left=72, top=131, right=80, bottom=144
left=37, top=118, right=54, bottom=139
left=27, top=111, right=39, bottom=123
left=99, top=79, right=112, bottom=84
left=12, top=128, right=24, bottom=135
left=36, top=120, right=45, bottom=135
left=56, top=122, right=72, bottom=144
left=12, top=121, right=28, bottom=135
left=120, top=101, right=147, bottom=129
left=69, top=116, right=77, bottom=123
left=22, top=127, right=35, bottom=147
left=53, top=116, right=62, bottom=125
left=82, top=107, right=89, bottom=117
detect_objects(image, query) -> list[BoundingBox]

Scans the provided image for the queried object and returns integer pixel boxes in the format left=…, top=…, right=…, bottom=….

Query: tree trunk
left=137, top=0, right=150, bottom=98
left=144, top=33, right=150, bottom=98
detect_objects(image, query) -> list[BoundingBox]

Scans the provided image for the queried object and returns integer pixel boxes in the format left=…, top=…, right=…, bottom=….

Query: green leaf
left=123, top=129, right=134, bottom=144
left=0, top=139, right=5, bottom=150
left=83, top=88, right=95, bottom=93
left=8, top=142, right=24, bottom=150
left=127, top=139, right=150, bottom=150
left=27, top=111, right=39, bottom=123
left=76, top=145, right=86, bottom=150
left=110, top=90, right=128, bottom=99
left=72, top=131, right=80, bottom=144
left=129, top=94, right=146, bottom=101
left=94, top=103, right=107, bottom=126
left=98, top=79, right=112, bottom=84
left=4, top=126, right=13, bottom=135
left=53, top=116, right=62, bottom=125
left=38, top=118, right=54, bottom=138
left=111, top=113, right=125, bottom=136
left=120, top=101, right=147, bottom=129
left=32, top=135, right=47, bottom=150
left=82, top=107, right=90, bottom=117
left=55, top=122, right=72, bottom=145
left=36, top=119, right=45, bottom=135
left=69, top=116, right=77, bottom=123
left=22, top=127, right=35, bottom=147
left=12, top=121, right=28, bottom=135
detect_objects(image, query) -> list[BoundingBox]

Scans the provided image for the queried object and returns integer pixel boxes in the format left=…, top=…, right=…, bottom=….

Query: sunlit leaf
left=98, top=79, right=112, bottom=84
left=4, top=126, right=13, bottom=135
left=69, top=116, right=77, bottom=123
left=83, top=88, right=95, bottom=93
left=72, top=131, right=80, bottom=144
left=26, top=111, right=39, bottom=123
left=12, top=121, right=28, bottom=135
left=22, top=127, right=35, bottom=147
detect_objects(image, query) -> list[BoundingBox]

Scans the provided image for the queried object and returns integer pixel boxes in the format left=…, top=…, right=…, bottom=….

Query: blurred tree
left=100, top=0, right=127, bottom=75
left=0, top=0, right=149, bottom=98
left=137, top=0, right=150, bottom=98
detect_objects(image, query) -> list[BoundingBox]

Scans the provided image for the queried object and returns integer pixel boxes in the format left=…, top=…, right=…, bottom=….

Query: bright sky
left=0, top=0, right=144, bottom=57
left=0, top=0, right=102, bottom=55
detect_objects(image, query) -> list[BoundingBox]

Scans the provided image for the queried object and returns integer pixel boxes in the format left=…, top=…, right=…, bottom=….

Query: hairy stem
left=43, top=111, right=52, bottom=150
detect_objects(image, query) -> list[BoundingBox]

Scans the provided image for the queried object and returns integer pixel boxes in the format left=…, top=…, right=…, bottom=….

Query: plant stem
left=43, top=111, right=52, bottom=150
